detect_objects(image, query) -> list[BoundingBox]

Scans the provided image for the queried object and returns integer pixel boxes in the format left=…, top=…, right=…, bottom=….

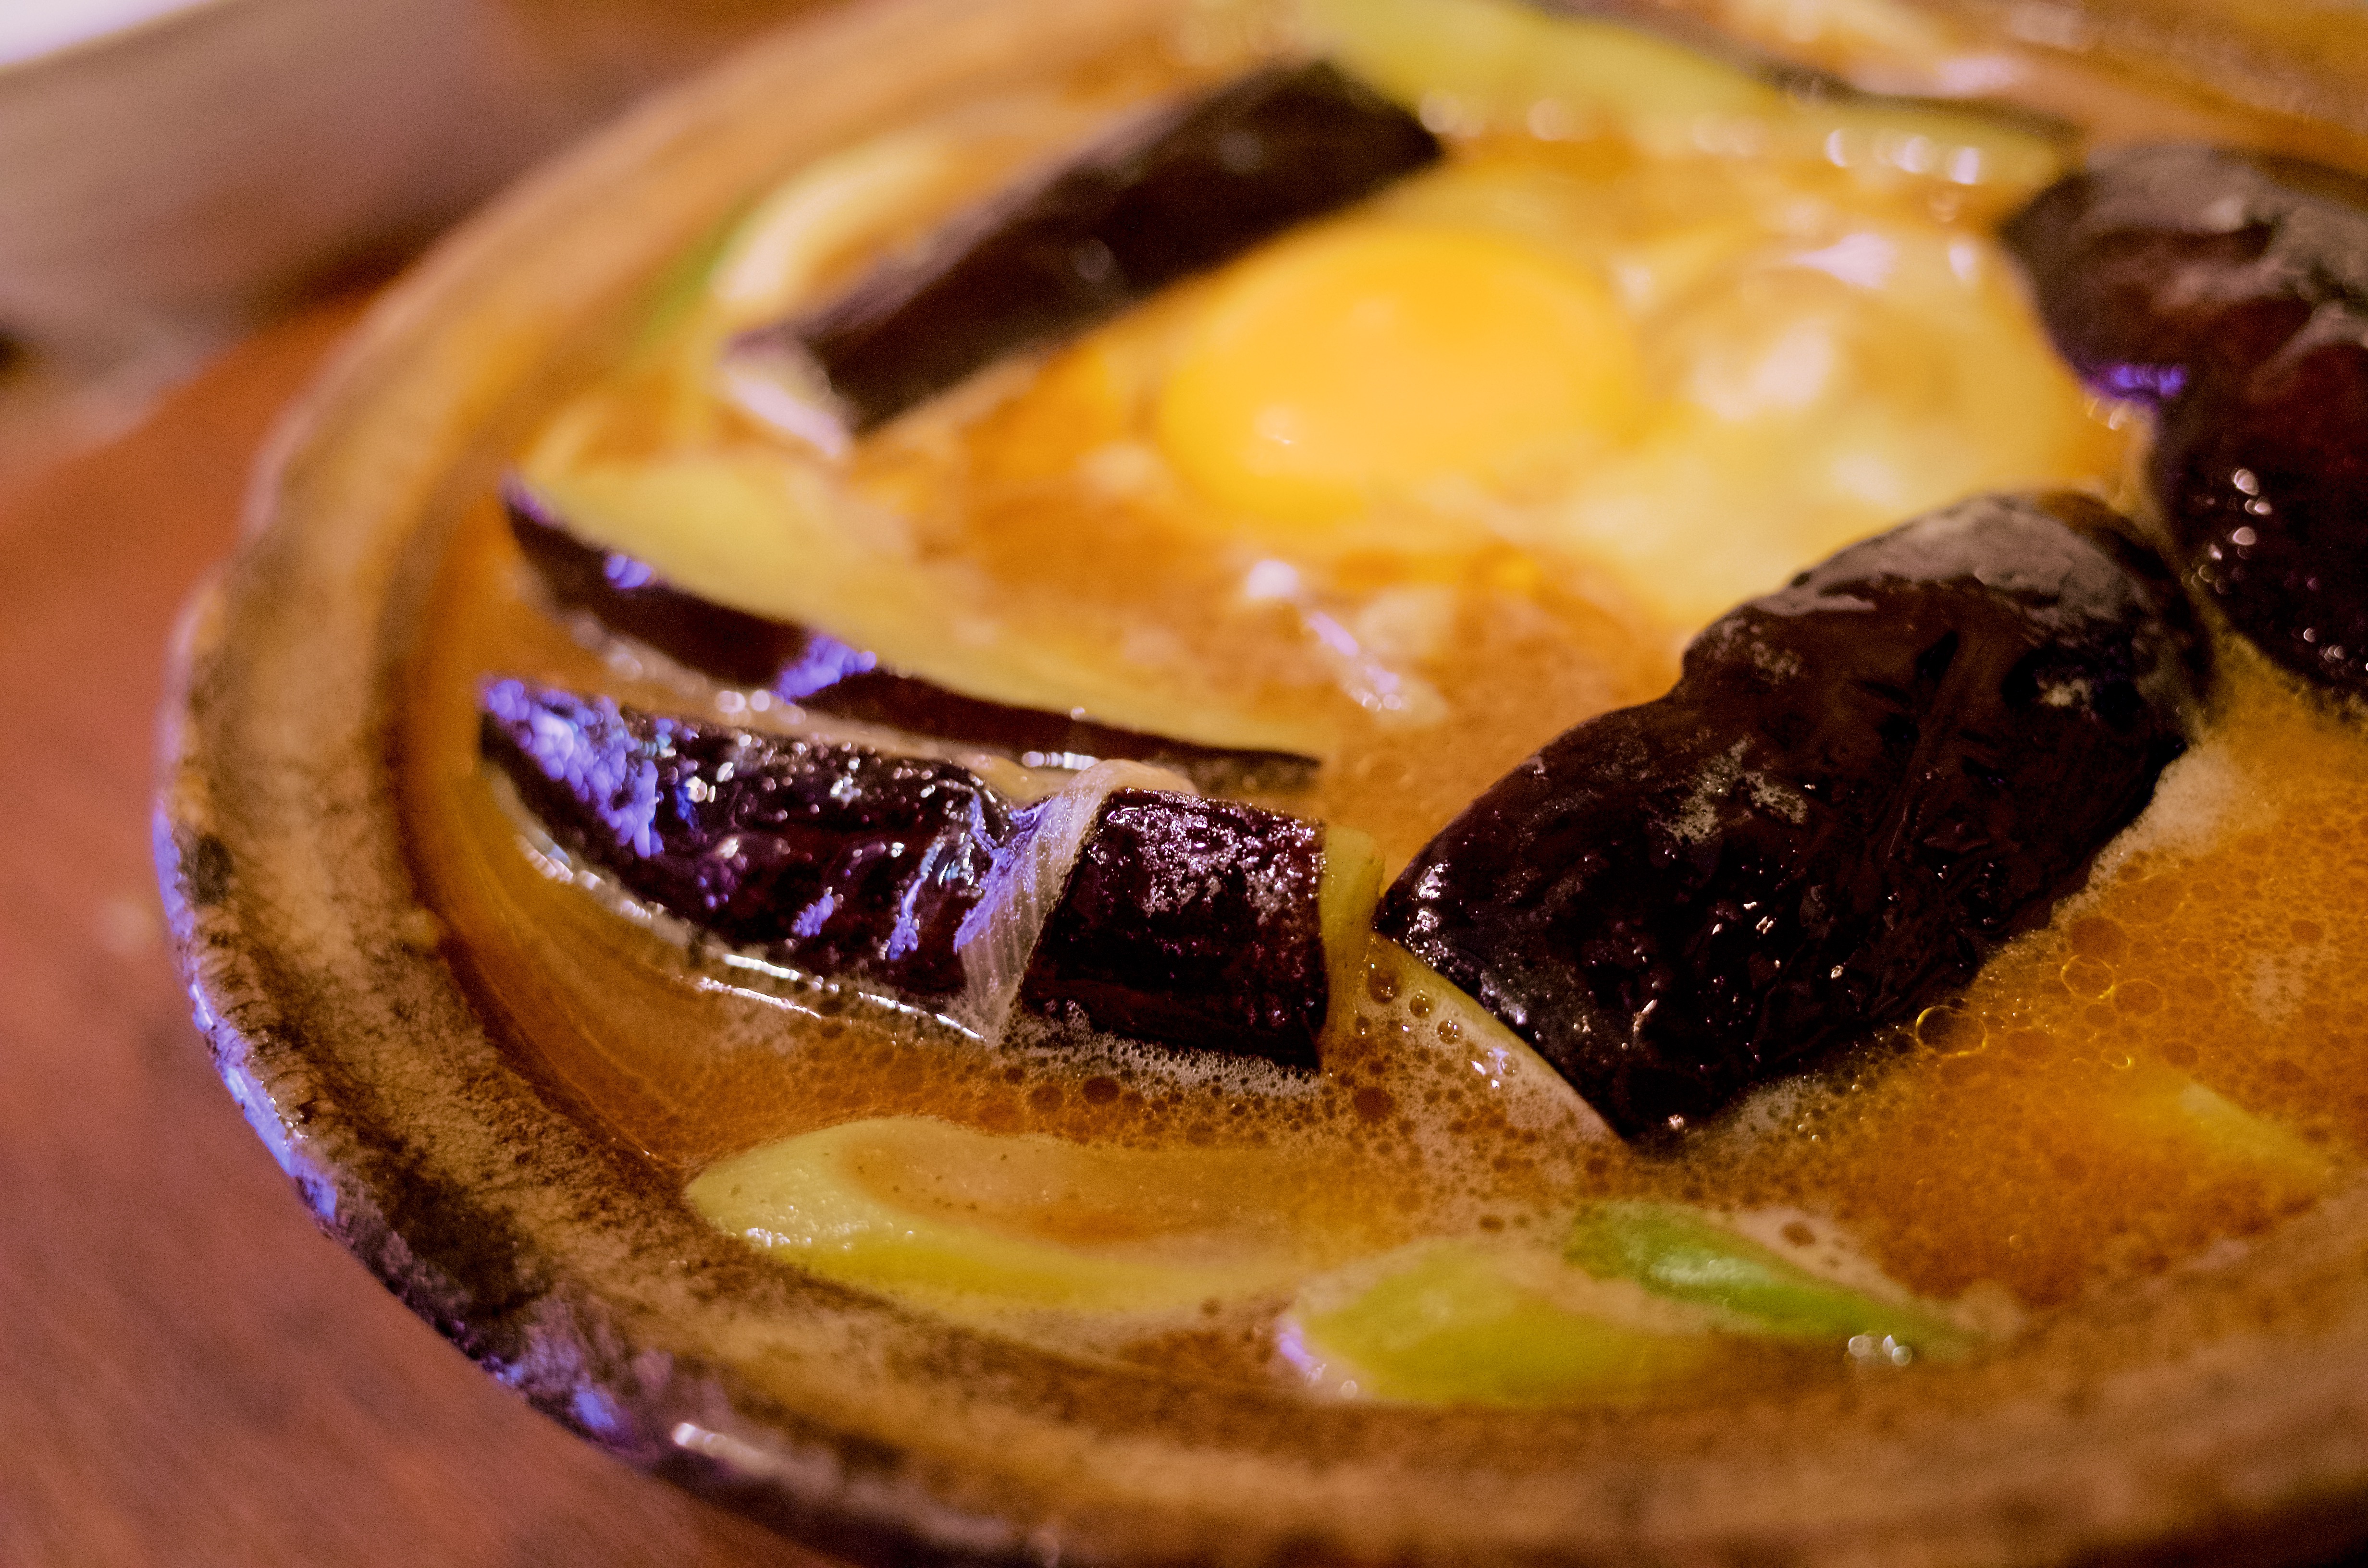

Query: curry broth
left=394, top=6, right=2368, bottom=1399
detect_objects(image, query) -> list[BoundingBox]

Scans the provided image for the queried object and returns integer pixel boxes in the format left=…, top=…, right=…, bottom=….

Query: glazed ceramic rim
left=156, top=0, right=2368, bottom=1562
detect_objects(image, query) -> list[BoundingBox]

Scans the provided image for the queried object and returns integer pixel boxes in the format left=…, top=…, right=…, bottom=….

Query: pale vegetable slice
left=1283, top=1242, right=1720, bottom=1405
left=1318, top=826, right=1385, bottom=1041
left=700, top=90, right=1159, bottom=340
left=1566, top=1201, right=1974, bottom=1357
left=1305, top=0, right=1770, bottom=129
left=1362, top=936, right=1620, bottom=1142
left=687, top=1117, right=1327, bottom=1315
left=2107, top=1063, right=2337, bottom=1195
left=512, top=439, right=1333, bottom=760
left=1299, top=0, right=2064, bottom=196
left=706, top=129, right=971, bottom=333
left=1285, top=1204, right=1974, bottom=1406
left=610, top=134, right=978, bottom=437
left=952, top=760, right=1196, bottom=1040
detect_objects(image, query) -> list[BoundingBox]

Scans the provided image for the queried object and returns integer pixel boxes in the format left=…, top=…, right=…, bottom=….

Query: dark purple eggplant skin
left=507, top=480, right=809, bottom=690
left=481, top=679, right=1009, bottom=998
left=481, top=683, right=1337, bottom=1069
left=506, top=482, right=1318, bottom=790
left=733, top=59, right=1440, bottom=436
left=1374, top=493, right=2201, bottom=1143
left=2154, top=319, right=2368, bottom=697
left=1021, top=790, right=1329, bottom=1071
left=2002, top=147, right=2368, bottom=696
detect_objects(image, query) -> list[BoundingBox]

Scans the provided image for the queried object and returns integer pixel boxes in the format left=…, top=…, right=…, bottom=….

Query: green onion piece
left=1566, top=1201, right=1972, bottom=1360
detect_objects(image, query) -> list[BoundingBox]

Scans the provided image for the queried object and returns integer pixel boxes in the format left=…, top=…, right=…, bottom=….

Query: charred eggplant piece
left=481, top=679, right=1007, bottom=998
left=1375, top=493, right=2200, bottom=1142
left=1021, top=795, right=1376, bottom=1069
left=1020, top=792, right=1330, bottom=1070
left=2000, top=147, right=2368, bottom=405
left=480, top=681, right=1371, bottom=1067
left=2003, top=147, right=2368, bottom=696
left=2154, top=333, right=2368, bottom=695
left=506, top=483, right=1318, bottom=788
left=727, top=60, right=1440, bottom=445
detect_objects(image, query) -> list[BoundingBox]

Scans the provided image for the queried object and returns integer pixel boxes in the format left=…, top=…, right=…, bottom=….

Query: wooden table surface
left=0, top=298, right=821, bottom=1568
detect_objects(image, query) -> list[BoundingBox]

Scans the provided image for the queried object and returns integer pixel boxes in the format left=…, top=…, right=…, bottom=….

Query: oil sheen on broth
left=395, top=0, right=2368, bottom=1403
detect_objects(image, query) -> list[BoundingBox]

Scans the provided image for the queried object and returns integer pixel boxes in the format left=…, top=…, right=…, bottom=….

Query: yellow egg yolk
left=1154, top=224, right=1641, bottom=526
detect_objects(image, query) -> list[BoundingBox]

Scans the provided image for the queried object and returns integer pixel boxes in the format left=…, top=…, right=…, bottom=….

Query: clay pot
left=156, top=0, right=2368, bottom=1561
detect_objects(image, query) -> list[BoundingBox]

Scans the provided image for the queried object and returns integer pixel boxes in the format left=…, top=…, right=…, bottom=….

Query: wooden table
left=0, top=299, right=818, bottom=1567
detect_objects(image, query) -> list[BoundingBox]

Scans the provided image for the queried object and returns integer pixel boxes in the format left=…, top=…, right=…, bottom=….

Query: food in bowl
left=386, top=0, right=2368, bottom=1411
left=164, top=0, right=2368, bottom=1557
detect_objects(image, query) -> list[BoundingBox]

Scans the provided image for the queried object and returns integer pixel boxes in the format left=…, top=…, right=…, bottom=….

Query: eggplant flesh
left=1375, top=493, right=2201, bottom=1142
left=507, top=482, right=1318, bottom=789
left=2003, top=147, right=2368, bottom=697
left=480, top=680, right=1359, bottom=1068
left=727, top=59, right=1441, bottom=444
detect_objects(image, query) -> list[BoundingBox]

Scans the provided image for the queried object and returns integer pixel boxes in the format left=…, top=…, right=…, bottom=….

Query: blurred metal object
left=0, top=0, right=817, bottom=371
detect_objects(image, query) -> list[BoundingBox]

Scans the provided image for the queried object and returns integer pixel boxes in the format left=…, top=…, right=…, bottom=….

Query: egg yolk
left=1154, top=224, right=1641, bottom=526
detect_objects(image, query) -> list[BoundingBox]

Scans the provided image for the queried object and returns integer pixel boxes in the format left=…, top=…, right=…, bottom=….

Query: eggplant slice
left=1018, top=791, right=1332, bottom=1070
left=1374, top=493, right=2201, bottom=1142
left=725, top=59, right=1441, bottom=447
left=507, top=483, right=1319, bottom=788
left=480, top=680, right=1376, bottom=1068
left=2004, top=147, right=2368, bottom=698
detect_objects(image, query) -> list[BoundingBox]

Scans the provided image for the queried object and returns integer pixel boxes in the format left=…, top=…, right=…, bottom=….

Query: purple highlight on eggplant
left=2003, top=147, right=2368, bottom=696
left=775, top=637, right=880, bottom=700
left=1375, top=493, right=2200, bottom=1143
left=602, top=554, right=660, bottom=592
left=481, top=680, right=1008, bottom=997
left=727, top=59, right=1441, bottom=441
left=2096, top=363, right=2186, bottom=403
left=505, top=481, right=1317, bottom=789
